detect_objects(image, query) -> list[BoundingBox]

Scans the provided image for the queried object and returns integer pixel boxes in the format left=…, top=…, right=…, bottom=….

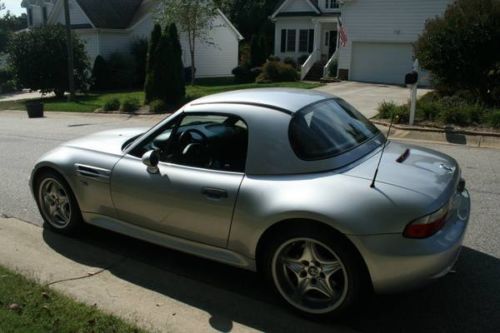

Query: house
left=20, top=0, right=244, bottom=78
left=271, top=0, right=452, bottom=85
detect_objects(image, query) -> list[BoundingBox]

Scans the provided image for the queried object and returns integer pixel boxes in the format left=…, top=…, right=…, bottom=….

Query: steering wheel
left=178, top=128, right=208, bottom=145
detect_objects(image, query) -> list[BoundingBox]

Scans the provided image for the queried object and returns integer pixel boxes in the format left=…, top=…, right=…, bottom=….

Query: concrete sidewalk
left=0, top=217, right=354, bottom=333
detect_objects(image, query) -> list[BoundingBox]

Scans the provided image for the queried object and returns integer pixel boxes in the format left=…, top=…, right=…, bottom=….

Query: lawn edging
left=372, top=119, right=500, bottom=138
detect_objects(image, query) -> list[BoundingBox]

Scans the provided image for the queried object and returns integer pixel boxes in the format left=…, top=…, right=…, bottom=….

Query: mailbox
left=405, top=71, right=419, bottom=85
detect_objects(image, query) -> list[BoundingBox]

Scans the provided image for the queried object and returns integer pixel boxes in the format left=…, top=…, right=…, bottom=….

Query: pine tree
left=164, top=23, right=186, bottom=104
left=144, top=24, right=162, bottom=104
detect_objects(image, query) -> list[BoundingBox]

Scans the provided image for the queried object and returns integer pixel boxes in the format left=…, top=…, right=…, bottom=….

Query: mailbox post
left=405, top=59, right=419, bottom=126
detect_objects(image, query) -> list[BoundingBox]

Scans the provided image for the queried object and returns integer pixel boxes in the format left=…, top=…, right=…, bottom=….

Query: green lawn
left=0, top=265, right=147, bottom=333
left=0, top=81, right=322, bottom=113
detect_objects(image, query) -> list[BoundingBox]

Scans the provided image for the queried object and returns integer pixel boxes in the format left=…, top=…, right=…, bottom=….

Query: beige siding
left=338, top=0, right=452, bottom=77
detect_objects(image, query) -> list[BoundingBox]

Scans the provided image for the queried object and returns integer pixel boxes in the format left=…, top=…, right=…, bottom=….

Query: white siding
left=274, top=17, right=314, bottom=60
left=338, top=0, right=452, bottom=84
left=130, top=13, right=240, bottom=78
left=98, top=32, right=131, bottom=59
left=179, top=15, right=239, bottom=77
left=77, top=32, right=100, bottom=64
left=281, top=0, right=316, bottom=12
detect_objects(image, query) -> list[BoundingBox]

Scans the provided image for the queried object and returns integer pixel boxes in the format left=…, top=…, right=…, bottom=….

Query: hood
left=63, top=127, right=148, bottom=155
left=345, top=141, right=460, bottom=204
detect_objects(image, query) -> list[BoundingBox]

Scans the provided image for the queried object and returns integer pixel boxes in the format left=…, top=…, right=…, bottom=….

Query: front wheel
left=35, top=171, right=83, bottom=235
left=263, top=227, right=367, bottom=317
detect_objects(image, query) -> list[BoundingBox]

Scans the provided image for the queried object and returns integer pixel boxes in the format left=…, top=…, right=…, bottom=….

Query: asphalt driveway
left=315, top=81, right=432, bottom=118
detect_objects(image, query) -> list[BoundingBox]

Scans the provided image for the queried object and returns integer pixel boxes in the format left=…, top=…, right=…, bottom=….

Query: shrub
left=250, top=33, right=269, bottom=67
left=103, top=98, right=120, bottom=111
left=327, top=59, right=338, bottom=78
left=232, top=63, right=259, bottom=83
left=283, top=57, right=297, bottom=69
left=298, top=54, right=309, bottom=66
left=414, top=0, right=500, bottom=105
left=149, top=99, right=167, bottom=114
left=163, top=23, right=186, bottom=105
left=144, top=24, right=162, bottom=104
left=120, top=97, right=140, bottom=113
left=267, top=55, right=281, bottom=62
left=488, top=110, right=500, bottom=128
left=0, top=69, right=18, bottom=93
left=107, top=53, right=135, bottom=90
left=377, top=101, right=409, bottom=123
left=130, top=38, right=148, bottom=88
left=7, top=25, right=90, bottom=96
left=91, top=56, right=109, bottom=91
left=256, top=61, right=298, bottom=83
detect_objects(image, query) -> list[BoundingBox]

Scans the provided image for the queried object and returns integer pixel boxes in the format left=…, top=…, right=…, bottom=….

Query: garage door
left=350, top=42, right=414, bottom=85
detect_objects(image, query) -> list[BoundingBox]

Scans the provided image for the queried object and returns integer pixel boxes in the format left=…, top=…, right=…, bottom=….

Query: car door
left=110, top=112, right=248, bottom=248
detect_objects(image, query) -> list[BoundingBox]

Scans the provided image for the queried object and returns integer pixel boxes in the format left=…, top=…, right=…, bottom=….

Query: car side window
left=133, top=113, right=248, bottom=173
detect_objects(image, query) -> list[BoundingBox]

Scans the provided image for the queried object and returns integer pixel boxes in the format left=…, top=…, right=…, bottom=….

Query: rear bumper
left=349, top=189, right=471, bottom=294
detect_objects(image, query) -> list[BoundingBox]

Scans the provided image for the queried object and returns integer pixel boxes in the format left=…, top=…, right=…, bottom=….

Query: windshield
left=289, top=98, right=380, bottom=160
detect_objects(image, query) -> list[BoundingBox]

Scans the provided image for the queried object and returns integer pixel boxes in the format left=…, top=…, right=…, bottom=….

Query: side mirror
left=142, top=150, right=160, bottom=174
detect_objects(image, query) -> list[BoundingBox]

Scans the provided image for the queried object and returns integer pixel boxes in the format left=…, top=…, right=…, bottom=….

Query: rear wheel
left=262, top=226, right=366, bottom=317
left=35, top=171, right=82, bottom=235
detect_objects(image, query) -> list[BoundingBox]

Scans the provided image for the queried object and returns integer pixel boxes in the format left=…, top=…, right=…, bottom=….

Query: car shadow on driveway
left=42, top=226, right=500, bottom=333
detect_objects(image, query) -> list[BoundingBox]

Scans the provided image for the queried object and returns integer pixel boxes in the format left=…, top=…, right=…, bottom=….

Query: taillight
left=403, top=205, right=449, bottom=239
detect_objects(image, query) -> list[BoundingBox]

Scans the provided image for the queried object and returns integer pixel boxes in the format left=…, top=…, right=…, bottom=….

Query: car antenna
left=370, top=113, right=396, bottom=188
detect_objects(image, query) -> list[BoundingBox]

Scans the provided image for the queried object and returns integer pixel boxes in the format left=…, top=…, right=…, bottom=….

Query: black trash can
left=26, top=101, right=44, bottom=118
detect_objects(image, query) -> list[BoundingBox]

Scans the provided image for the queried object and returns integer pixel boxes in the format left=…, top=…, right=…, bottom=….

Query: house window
left=299, top=29, right=315, bottom=53
left=325, top=32, right=329, bottom=46
left=42, top=7, right=48, bottom=24
left=325, top=0, right=339, bottom=9
left=27, top=8, right=33, bottom=26
left=281, top=29, right=297, bottom=53
left=286, top=29, right=296, bottom=52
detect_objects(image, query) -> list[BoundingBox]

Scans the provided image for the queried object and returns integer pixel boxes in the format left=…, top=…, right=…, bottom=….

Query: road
left=0, top=110, right=499, bottom=332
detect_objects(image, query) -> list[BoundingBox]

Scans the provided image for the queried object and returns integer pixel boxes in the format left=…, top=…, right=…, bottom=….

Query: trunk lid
left=345, top=141, right=460, bottom=202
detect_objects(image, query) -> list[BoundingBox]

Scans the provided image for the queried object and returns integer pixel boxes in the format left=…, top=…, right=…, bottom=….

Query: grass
left=0, top=81, right=322, bottom=113
left=0, top=265, right=147, bottom=333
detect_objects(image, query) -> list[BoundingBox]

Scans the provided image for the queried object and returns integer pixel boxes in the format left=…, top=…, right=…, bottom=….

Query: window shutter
left=281, top=29, right=286, bottom=53
left=287, top=30, right=296, bottom=52
left=308, top=29, right=315, bottom=53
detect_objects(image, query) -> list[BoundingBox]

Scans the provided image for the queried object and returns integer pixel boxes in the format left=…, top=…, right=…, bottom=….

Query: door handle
left=202, top=188, right=228, bottom=199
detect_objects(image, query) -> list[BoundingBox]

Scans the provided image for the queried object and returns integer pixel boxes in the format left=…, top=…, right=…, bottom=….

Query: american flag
left=339, top=18, right=348, bottom=47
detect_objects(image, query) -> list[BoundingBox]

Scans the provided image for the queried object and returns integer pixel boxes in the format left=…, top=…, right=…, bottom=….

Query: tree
left=164, top=23, right=186, bottom=104
left=158, top=0, right=221, bottom=84
left=250, top=31, right=269, bottom=67
left=415, top=0, right=500, bottom=105
left=144, top=24, right=162, bottom=104
left=8, top=25, right=90, bottom=97
left=0, top=12, right=27, bottom=53
left=91, top=55, right=109, bottom=91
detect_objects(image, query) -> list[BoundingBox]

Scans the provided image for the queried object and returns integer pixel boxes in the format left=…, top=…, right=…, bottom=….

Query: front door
left=110, top=112, right=248, bottom=248
left=328, top=30, right=337, bottom=57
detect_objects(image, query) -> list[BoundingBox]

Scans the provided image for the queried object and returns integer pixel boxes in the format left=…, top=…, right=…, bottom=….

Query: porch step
left=304, top=61, right=326, bottom=81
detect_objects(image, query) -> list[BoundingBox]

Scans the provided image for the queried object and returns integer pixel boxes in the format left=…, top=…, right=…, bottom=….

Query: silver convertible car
left=30, top=89, right=470, bottom=316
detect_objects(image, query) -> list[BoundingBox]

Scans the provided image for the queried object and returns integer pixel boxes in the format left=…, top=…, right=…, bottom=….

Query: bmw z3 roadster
left=31, top=89, right=470, bottom=316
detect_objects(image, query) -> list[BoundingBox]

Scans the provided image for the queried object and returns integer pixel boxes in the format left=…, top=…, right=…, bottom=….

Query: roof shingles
left=76, top=0, right=143, bottom=29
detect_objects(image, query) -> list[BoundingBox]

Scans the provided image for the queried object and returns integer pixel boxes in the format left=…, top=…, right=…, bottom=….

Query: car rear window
left=289, top=98, right=380, bottom=160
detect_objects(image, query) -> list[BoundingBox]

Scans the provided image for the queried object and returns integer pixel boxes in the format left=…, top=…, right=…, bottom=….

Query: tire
left=34, top=170, right=83, bottom=236
left=261, top=225, right=367, bottom=318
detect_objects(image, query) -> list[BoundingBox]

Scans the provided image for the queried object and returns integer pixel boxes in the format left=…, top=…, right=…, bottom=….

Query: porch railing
left=300, top=49, right=320, bottom=80
left=323, top=50, right=339, bottom=78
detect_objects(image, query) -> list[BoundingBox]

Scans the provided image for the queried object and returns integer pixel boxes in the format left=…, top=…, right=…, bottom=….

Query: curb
left=372, top=120, right=500, bottom=138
